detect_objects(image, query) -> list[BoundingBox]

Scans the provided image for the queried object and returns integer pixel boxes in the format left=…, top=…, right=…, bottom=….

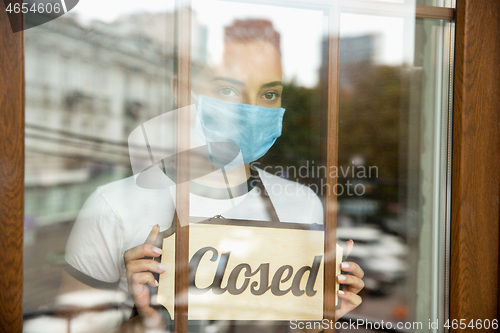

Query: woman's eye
left=218, top=87, right=238, bottom=97
left=262, top=91, right=279, bottom=101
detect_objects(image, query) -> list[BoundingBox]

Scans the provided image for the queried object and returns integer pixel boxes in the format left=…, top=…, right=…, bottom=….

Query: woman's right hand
left=123, top=224, right=166, bottom=324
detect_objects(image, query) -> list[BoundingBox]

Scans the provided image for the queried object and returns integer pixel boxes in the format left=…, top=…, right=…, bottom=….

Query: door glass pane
left=23, top=1, right=452, bottom=332
left=335, top=12, right=453, bottom=333
left=23, top=1, right=175, bottom=331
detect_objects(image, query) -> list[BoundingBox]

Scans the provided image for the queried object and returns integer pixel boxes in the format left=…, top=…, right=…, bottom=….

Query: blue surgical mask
left=196, top=95, right=285, bottom=165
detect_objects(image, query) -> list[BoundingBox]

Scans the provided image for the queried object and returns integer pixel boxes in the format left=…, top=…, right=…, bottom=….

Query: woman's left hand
left=335, top=261, right=365, bottom=320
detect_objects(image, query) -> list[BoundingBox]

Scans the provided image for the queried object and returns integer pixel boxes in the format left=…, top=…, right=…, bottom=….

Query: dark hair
left=224, top=19, right=281, bottom=54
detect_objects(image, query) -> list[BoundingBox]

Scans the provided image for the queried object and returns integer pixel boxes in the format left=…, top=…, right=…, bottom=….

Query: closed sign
left=157, top=220, right=342, bottom=320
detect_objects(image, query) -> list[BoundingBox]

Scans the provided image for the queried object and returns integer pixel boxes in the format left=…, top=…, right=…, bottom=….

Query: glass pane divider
left=174, top=1, right=192, bottom=331
left=324, top=3, right=341, bottom=331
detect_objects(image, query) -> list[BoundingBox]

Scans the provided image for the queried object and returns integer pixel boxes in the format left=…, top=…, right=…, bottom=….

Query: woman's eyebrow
left=261, top=81, right=283, bottom=89
left=210, top=77, right=245, bottom=86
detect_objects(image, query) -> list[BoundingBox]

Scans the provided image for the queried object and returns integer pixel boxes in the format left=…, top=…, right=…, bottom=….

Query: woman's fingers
left=123, top=225, right=161, bottom=263
left=341, top=261, right=364, bottom=279
left=338, top=273, right=365, bottom=294
left=336, top=290, right=363, bottom=320
left=131, top=271, right=158, bottom=289
left=130, top=271, right=158, bottom=317
left=338, top=261, right=365, bottom=295
left=126, top=259, right=167, bottom=280
left=130, top=274, right=157, bottom=319
left=124, top=243, right=163, bottom=264
left=145, top=224, right=160, bottom=245
left=124, top=225, right=162, bottom=263
left=123, top=225, right=164, bottom=322
left=338, top=290, right=362, bottom=307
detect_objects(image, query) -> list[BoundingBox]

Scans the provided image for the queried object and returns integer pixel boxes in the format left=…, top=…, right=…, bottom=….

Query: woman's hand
left=123, top=224, right=166, bottom=325
left=335, top=261, right=364, bottom=320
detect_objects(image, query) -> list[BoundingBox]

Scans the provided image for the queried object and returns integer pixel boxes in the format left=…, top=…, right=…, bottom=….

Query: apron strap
left=251, top=167, right=280, bottom=223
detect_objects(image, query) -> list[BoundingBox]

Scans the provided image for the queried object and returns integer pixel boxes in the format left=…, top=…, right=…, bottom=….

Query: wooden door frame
left=450, top=0, right=500, bottom=330
left=0, top=1, right=499, bottom=332
left=0, top=2, right=24, bottom=332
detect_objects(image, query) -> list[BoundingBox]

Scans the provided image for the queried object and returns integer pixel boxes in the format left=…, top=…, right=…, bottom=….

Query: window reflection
left=23, top=1, right=451, bottom=332
left=23, top=9, right=176, bottom=330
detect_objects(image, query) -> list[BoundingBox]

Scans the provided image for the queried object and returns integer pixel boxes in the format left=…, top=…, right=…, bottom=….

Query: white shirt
left=65, top=168, right=324, bottom=306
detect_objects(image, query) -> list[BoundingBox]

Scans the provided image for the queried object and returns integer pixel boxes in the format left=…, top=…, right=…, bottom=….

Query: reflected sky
left=71, top=0, right=414, bottom=87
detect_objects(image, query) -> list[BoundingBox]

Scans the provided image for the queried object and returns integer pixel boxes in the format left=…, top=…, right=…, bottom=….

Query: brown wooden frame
left=450, top=0, right=500, bottom=331
left=0, top=2, right=23, bottom=332
left=324, top=3, right=340, bottom=330
left=1, top=1, right=499, bottom=332
left=416, top=5, right=454, bottom=20
left=174, top=2, right=191, bottom=332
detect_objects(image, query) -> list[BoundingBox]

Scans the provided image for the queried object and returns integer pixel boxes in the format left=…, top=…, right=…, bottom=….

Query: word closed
left=157, top=221, right=341, bottom=321
left=189, top=246, right=322, bottom=297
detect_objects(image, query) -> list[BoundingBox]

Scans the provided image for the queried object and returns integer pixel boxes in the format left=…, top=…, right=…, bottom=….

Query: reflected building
left=24, top=12, right=206, bottom=226
left=320, top=33, right=380, bottom=93
left=339, top=34, right=379, bottom=90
